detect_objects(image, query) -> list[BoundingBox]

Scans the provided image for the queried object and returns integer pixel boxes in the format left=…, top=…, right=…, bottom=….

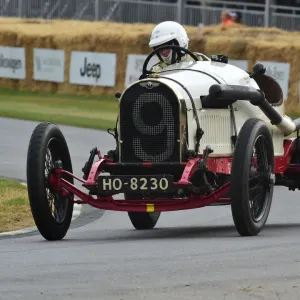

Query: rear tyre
left=128, top=212, right=161, bottom=230
left=125, top=193, right=161, bottom=229
left=26, top=122, right=74, bottom=241
left=231, top=118, right=275, bottom=236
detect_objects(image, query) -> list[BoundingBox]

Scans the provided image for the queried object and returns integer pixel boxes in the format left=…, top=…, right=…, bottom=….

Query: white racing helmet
left=149, top=21, right=189, bottom=65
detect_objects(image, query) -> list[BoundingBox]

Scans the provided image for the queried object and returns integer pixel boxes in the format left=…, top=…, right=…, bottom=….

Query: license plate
left=98, top=175, right=173, bottom=193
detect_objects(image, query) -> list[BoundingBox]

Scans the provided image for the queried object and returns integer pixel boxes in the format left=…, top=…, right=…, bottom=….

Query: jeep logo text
left=80, top=57, right=101, bottom=79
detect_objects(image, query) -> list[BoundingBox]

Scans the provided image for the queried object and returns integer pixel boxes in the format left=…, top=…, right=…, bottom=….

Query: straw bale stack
left=0, top=19, right=206, bottom=97
left=0, top=18, right=300, bottom=112
left=200, top=25, right=300, bottom=114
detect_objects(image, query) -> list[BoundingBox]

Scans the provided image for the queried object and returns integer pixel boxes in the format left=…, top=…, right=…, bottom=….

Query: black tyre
left=26, top=122, right=74, bottom=241
left=125, top=193, right=161, bottom=230
left=231, top=118, right=275, bottom=236
left=128, top=211, right=161, bottom=230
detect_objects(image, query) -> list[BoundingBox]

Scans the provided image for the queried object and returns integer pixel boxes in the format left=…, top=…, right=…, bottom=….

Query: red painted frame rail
left=49, top=138, right=299, bottom=212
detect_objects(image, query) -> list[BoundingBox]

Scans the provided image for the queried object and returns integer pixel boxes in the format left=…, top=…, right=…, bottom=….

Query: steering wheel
left=141, top=45, right=200, bottom=78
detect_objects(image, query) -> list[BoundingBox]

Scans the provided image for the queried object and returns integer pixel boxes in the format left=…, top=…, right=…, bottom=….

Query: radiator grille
left=120, top=82, right=180, bottom=163
left=198, top=112, right=232, bottom=154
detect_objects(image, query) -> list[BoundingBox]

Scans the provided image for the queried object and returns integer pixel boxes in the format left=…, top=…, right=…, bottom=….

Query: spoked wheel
left=26, top=122, right=74, bottom=241
left=125, top=193, right=161, bottom=230
left=231, top=118, right=275, bottom=236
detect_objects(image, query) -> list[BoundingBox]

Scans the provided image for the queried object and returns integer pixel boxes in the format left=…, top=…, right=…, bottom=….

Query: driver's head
left=149, top=21, right=189, bottom=65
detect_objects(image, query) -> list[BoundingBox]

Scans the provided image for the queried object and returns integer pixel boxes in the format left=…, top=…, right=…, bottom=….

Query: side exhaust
left=207, top=84, right=298, bottom=136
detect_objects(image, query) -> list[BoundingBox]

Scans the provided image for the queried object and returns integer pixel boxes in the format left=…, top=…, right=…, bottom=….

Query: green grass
left=0, top=87, right=299, bottom=134
left=0, top=178, right=35, bottom=233
left=4, top=197, right=26, bottom=207
left=0, top=88, right=118, bottom=130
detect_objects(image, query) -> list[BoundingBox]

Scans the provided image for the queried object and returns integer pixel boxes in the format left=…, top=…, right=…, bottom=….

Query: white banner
left=0, top=46, right=25, bottom=79
left=33, top=48, right=65, bottom=82
left=256, top=61, right=290, bottom=100
left=125, top=54, right=159, bottom=87
left=69, top=51, right=116, bottom=87
left=228, top=59, right=248, bottom=72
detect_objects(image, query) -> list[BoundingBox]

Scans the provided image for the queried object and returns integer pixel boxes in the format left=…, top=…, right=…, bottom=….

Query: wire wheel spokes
left=248, top=135, right=273, bottom=223
left=44, top=140, right=68, bottom=224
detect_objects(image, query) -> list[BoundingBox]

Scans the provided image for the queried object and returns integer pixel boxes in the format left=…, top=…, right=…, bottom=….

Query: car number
left=98, top=175, right=173, bottom=193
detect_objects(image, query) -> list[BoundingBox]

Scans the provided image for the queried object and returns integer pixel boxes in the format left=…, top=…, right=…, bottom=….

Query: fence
left=1, top=0, right=300, bottom=31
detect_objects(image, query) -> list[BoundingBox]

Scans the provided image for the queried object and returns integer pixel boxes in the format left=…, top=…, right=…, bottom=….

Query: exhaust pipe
left=208, top=84, right=298, bottom=135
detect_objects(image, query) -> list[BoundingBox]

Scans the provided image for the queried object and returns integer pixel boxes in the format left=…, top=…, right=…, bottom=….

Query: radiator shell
left=119, top=81, right=183, bottom=163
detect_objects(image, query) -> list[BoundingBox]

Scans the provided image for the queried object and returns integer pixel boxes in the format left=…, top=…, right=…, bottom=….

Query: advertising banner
left=125, top=54, right=159, bottom=87
left=228, top=59, right=248, bottom=72
left=0, top=46, right=26, bottom=79
left=70, top=51, right=116, bottom=87
left=256, top=61, right=290, bottom=100
left=33, top=48, right=65, bottom=82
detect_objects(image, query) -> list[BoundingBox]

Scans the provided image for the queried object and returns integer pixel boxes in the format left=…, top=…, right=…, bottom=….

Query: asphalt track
left=1, top=116, right=300, bottom=300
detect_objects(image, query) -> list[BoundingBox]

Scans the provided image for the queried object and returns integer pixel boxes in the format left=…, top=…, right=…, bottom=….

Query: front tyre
left=26, top=122, right=74, bottom=241
left=231, top=118, right=275, bottom=236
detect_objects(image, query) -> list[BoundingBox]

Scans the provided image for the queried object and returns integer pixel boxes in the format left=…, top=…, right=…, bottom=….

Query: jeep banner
left=256, top=61, right=290, bottom=100
left=125, top=54, right=159, bottom=88
left=0, top=46, right=26, bottom=79
left=33, top=48, right=65, bottom=83
left=69, top=51, right=116, bottom=87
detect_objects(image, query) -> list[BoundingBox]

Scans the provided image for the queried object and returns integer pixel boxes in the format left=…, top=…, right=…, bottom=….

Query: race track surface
left=1, top=117, right=300, bottom=300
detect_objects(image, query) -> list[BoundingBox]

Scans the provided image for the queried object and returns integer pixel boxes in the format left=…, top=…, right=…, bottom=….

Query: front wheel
left=231, top=118, right=275, bottom=236
left=26, top=122, right=74, bottom=241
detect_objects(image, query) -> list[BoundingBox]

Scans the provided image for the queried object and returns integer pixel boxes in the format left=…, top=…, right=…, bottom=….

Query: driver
left=149, top=21, right=210, bottom=72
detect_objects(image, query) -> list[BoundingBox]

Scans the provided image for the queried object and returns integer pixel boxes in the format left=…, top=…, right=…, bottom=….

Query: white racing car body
left=118, top=59, right=293, bottom=161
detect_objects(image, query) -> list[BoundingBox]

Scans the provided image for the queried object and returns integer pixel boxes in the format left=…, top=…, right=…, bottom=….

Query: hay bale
left=51, top=21, right=205, bottom=97
left=205, top=31, right=300, bottom=114
left=1, top=18, right=300, bottom=113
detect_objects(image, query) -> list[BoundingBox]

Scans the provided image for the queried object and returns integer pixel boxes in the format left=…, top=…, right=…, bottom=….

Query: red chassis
left=49, top=138, right=300, bottom=213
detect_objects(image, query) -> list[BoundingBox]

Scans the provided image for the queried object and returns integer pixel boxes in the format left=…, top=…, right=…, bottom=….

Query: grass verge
left=0, top=88, right=118, bottom=130
left=0, top=178, right=35, bottom=233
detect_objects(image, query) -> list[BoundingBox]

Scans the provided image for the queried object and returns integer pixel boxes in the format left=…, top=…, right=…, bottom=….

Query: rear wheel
left=128, top=211, right=161, bottom=230
left=125, top=193, right=161, bottom=230
left=26, top=122, right=74, bottom=241
left=231, top=118, right=275, bottom=236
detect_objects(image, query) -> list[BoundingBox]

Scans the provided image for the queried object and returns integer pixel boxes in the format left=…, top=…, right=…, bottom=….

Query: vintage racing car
left=26, top=45, right=300, bottom=240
